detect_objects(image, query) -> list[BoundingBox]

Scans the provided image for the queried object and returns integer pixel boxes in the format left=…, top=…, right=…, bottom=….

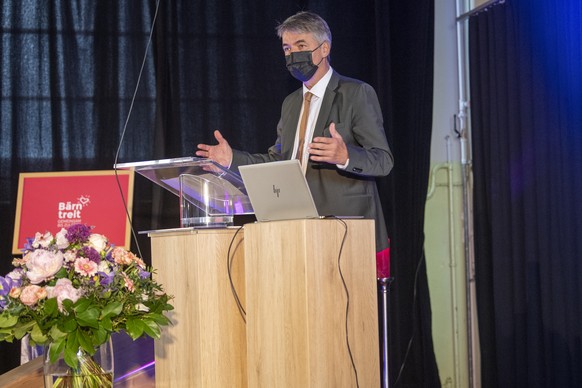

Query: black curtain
left=470, top=0, right=582, bottom=387
left=0, top=1, right=438, bottom=386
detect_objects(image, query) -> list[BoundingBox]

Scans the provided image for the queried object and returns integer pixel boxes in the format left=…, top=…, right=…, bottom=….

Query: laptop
left=238, top=160, right=320, bottom=222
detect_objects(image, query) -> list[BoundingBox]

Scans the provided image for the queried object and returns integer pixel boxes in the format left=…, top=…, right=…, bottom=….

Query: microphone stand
left=378, top=276, right=394, bottom=388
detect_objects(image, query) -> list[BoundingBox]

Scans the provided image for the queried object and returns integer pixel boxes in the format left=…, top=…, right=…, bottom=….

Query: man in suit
left=196, top=11, right=393, bottom=254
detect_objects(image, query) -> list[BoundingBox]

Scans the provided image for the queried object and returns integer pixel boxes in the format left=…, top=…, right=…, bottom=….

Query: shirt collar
left=303, top=67, right=333, bottom=100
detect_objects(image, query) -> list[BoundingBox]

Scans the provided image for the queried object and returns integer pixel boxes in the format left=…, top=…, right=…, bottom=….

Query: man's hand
left=196, top=130, right=233, bottom=168
left=308, top=122, right=349, bottom=165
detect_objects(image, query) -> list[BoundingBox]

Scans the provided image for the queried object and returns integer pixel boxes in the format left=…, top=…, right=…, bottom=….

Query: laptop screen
left=238, top=160, right=320, bottom=222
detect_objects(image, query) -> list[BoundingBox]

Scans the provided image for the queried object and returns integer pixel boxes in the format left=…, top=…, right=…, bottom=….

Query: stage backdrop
left=470, top=0, right=582, bottom=387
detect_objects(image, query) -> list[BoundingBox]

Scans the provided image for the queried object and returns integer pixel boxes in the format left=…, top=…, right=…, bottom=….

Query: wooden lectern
left=120, top=158, right=379, bottom=386
left=149, top=219, right=379, bottom=387
left=244, top=219, right=379, bottom=388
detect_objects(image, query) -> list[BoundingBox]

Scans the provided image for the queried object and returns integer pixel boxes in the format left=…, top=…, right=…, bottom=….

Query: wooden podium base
left=149, top=220, right=379, bottom=387
left=244, top=219, right=380, bottom=388
left=150, top=228, right=247, bottom=388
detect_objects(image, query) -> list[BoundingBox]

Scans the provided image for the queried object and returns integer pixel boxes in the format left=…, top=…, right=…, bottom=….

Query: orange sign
left=12, top=170, right=134, bottom=254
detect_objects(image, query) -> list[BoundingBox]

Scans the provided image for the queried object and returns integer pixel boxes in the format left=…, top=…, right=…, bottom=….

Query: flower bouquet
left=0, top=224, right=173, bottom=387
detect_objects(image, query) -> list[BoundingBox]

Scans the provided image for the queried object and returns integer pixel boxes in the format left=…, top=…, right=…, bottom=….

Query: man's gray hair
left=276, top=11, right=332, bottom=46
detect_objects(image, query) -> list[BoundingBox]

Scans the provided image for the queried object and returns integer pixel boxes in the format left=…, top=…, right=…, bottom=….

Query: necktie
left=296, top=92, right=313, bottom=163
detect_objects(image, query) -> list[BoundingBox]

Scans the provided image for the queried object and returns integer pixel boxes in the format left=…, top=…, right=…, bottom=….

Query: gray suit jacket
left=232, top=71, right=393, bottom=252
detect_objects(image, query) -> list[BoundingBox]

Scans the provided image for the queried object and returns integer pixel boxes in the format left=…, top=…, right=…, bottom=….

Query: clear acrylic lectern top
left=114, top=157, right=253, bottom=228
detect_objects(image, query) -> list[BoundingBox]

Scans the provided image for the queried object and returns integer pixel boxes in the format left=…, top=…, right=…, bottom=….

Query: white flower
left=63, top=250, right=77, bottom=263
left=46, top=278, right=82, bottom=310
left=135, top=303, right=149, bottom=312
left=55, top=228, right=69, bottom=250
left=32, top=232, right=53, bottom=249
left=98, top=260, right=111, bottom=274
left=26, top=249, right=64, bottom=284
left=88, top=233, right=108, bottom=253
left=6, top=270, right=23, bottom=281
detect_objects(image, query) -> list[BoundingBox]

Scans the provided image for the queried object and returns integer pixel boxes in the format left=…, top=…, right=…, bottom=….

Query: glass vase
left=43, top=337, right=114, bottom=388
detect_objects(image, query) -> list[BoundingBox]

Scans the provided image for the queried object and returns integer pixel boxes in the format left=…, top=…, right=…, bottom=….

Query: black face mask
left=285, top=42, right=325, bottom=82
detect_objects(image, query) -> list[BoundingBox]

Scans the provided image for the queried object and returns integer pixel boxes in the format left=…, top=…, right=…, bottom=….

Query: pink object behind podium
left=376, top=239, right=391, bottom=278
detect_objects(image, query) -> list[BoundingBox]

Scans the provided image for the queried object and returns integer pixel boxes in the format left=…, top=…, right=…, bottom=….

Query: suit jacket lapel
left=282, top=72, right=340, bottom=158
left=313, top=71, right=339, bottom=137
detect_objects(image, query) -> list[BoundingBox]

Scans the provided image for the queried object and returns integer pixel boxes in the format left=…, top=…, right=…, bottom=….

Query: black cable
left=113, top=0, right=161, bottom=259
left=393, top=250, right=425, bottom=386
left=225, top=217, right=362, bottom=386
left=331, top=217, right=360, bottom=388
left=227, top=225, right=246, bottom=323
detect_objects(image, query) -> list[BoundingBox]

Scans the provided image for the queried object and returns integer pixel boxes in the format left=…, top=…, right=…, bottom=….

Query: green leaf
left=0, top=314, right=18, bottom=328
left=77, top=330, right=94, bottom=355
left=53, top=266, right=68, bottom=279
left=66, top=330, right=79, bottom=353
left=61, top=299, right=74, bottom=313
left=149, top=313, right=172, bottom=326
left=49, top=338, right=66, bottom=364
left=0, top=331, right=15, bottom=342
left=76, top=307, right=100, bottom=328
left=73, top=298, right=92, bottom=313
left=100, top=316, right=112, bottom=331
left=64, top=332, right=81, bottom=369
left=141, top=319, right=161, bottom=339
left=60, top=316, right=78, bottom=333
left=13, top=321, right=35, bottom=339
left=43, top=298, right=59, bottom=317
left=64, top=347, right=79, bottom=370
left=101, top=301, right=123, bottom=319
left=30, top=323, right=48, bottom=344
left=49, top=325, right=67, bottom=341
left=91, top=328, right=108, bottom=347
left=125, top=318, right=143, bottom=340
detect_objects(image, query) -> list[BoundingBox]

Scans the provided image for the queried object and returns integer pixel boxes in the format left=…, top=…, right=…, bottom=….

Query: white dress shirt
left=292, top=67, right=334, bottom=172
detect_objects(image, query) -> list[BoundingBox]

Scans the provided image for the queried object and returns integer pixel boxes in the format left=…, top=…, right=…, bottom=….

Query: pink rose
left=26, top=249, right=64, bottom=284
left=19, top=285, right=46, bottom=306
left=9, top=287, right=22, bottom=298
left=36, top=287, right=48, bottom=300
left=46, top=278, right=82, bottom=310
left=111, top=247, right=134, bottom=266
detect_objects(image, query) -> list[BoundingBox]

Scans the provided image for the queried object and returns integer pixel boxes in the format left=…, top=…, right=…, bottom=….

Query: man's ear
left=322, top=41, right=331, bottom=57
